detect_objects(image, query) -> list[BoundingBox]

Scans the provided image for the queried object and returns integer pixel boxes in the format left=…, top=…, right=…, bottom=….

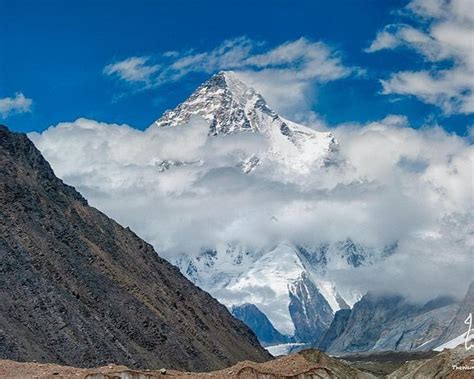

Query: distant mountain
left=288, top=272, right=334, bottom=342
left=317, top=293, right=460, bottom=354
left=0, top=125, right=270, bottom=370
left=152, top=71, right=397, bottom=345
left=318, top=309, right=351, bottom=352
left=320, top=283, right=474, bottom=355
left=152, top=72, right=471, bottom=353
left=437, top=281, right=474, bottom=344
left=231, top=304, right=292, bottom=346
left=176, top=239, right=392, bottom=346
left=152, top=70, right=340, bottom=172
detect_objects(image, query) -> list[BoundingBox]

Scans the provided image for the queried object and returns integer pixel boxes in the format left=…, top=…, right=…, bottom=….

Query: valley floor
left=1, top=348, right=472, bottom=379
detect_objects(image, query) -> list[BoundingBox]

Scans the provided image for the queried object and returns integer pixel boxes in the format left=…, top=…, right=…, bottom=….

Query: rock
left=438, top=281, right=474, bottom=344
left=321, top=293, right=459, bottom=353
left=0, top=125, right=271, bottom=371
left=317, top=308, right=351, bottom=351
left=288, top=273, right=334, bottom=342
left=388, top=345, right=474, bottom=378
left=231, top=303, right=292, bottom=346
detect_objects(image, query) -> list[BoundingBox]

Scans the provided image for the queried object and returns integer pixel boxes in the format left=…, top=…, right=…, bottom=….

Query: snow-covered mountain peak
left=217, top=70, right=261, bottom=106
left=175, top=239, right=390, bottom=342
left=152, top=71, right=340, bottom=171
left=152, top=70, right=266, bottom=135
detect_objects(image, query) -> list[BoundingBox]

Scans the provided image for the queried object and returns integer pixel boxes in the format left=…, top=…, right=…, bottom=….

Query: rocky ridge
left=318, top=292, right=461, bottom=354
left=0, top=125, right=270, bottom=371
left=152, top=70, right=339, bottom=172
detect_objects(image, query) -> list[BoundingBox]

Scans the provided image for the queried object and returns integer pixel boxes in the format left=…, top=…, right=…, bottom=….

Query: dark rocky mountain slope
left=0, top=125, right=270, bottom=371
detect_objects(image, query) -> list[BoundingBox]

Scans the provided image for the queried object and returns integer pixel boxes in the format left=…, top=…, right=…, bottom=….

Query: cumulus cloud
left=29, top=113, right=473, bottom=300
left=0, top=93, right=32, bottom=118
left=103, top=37, right=354, bottom=117
left=328, top=116, right=473, bottom=300
left=366, top=0, right=474, bottom=114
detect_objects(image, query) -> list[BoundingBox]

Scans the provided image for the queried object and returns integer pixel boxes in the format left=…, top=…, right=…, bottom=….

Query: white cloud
left=104, top=56, right=160, bottom=84
left=29, top=114, right=473, bottom=300
left=0, top=93, right=32, bottom=118
left=366, top=0, right=474, bottom=114
left=365, top=28, right=402, bottom=52
left=103, top=37, right=354, bottom=117
left=237, top=39, right=353, bottom=117
left=331, top=211, right=473, bottom=301
left=167, top=36, right=254, bottom=77
left=380, top=69, right=474, bottom=114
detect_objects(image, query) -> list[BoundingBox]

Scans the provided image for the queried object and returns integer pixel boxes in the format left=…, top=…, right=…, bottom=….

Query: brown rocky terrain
left=0, top=125, right=270, bottom=371
left=0, top=349, right=375, bottom=378
left=388, top=345, right=474, bottom=378
left=1, top=347, right=472, bottom=378
left=340, top=350, right=439, bottom=377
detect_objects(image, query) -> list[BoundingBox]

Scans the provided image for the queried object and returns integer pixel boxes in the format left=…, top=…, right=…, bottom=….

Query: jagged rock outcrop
left=176, top=239, right=391, bottom=346
left=152, top=70, right=340, bottom=172
left=439, top=282, right=474, bottom=344
left=231, top=304, right=292, bottom=346
left=0, top=125, right=270, bottom=371
left=317, top=308, right=352, bottom=351
left=288, top=273, right=334, bottom=342
left=319, top=293, right=458, bottom=354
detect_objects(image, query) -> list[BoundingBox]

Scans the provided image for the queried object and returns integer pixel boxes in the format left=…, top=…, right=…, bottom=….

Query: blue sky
left=1, top=0, right=473, bottom=135
left=12, top=0, right=473, bottom=301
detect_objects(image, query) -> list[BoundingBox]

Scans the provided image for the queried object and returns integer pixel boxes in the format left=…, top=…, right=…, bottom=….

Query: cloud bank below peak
left=29, top=114, right=473, bottom=301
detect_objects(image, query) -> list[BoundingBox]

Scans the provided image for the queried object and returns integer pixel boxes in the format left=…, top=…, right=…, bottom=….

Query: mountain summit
left=153, top=71, right=339, bottom=172
left=153, top=71, right=265, bottom=135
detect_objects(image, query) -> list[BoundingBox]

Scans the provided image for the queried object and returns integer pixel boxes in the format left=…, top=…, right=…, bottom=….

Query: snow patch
left=265, top=343, right=309, bottom=357
left=226, top=243, right=305, bottom=335
left=434, top=332, right=473, bottom=351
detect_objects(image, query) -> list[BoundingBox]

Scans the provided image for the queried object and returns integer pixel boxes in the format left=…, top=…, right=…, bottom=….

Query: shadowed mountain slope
left=0, top=125, right=270, bottom=371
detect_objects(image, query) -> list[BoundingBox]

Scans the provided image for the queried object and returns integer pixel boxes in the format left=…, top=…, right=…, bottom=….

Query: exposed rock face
left=231, top=304, right=291, bottom=346
left=330, top=294, right=418, bottom=353
left=439, top=282, right=474, bottom=344
left=319, top=293, right=459, bottom=354
left=152, top=70, right=340, bottom=172
left=153, top=71, right=264, bottom=135
left=0, top=125, right=270, bottom=371
left=318, top=308, right=351, bottom=351
left=288, top=273, right=334, bottom=342
left=176, top=239, right=390, bottom=346
left=374, top=302, right=459, bottom=351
